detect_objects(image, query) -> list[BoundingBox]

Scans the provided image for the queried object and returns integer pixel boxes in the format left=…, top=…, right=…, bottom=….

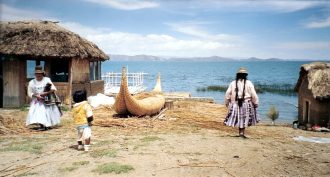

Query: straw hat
left=237, top=67, right=248, bottom=74
left=34, top=65, right=44, bottom=74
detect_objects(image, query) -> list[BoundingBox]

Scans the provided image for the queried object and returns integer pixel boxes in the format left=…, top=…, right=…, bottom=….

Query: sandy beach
left=1, top=101, right=329, bottom=177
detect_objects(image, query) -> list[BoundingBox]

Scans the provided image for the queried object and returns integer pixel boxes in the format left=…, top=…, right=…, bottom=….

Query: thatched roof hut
left=295, top=62, right=330, bottom=100
left=295, top=62, right=330, bottom=127
left=0, top=21, right=108, bottom=60
left=0, top=21, right=109, bottom=108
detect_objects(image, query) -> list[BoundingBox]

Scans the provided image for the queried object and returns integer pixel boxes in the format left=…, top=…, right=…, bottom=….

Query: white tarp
left=88, top=93, right=115, bottom=108
left=293, top=136, right=330, bottom=144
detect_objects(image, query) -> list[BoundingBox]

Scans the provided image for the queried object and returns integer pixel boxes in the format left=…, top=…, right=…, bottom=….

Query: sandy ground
left=0, top=101, right=329, bottom=177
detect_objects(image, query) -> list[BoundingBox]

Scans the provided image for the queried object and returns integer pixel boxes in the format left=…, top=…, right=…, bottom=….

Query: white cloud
left=305, top=16, right=330, bottom=28
left=0, top=4, right=56, bottom=21
left=61, top=22, right=241, bottom=57
left=83, top=0, right=159, bottom=10
left=169, top=0, right=329, bottom=13
left=277, top=41, right=330, bottom=50
left=165, top=21, right=240, bottom=42
left=262, top=1, right=326, bottom=12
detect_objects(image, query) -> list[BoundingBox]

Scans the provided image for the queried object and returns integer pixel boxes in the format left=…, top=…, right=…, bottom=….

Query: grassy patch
left=140, top=136, right=164, bottom=142
left=58, top=161, right=90, bottom=173
left=72, top=161, right=90, bottom=166
left=60, top=105, right=69, bottom=112
left=133, top=143, right=148, bottom=151
left=59, top=166, right=79, bottom=172
left=92, top=162, right=134, bottom=174
left=95, top=140, right=113, bottom=147
left=20, top=104, right=30, bottom=111
left=133, top=136, right=164, bottom=151
left=90, top=149, right=117, bottom=158
left=59, top=119, right=74, bottom=126
left=17, top=172, right=38, bottom=177
left=1, top=140, right=43, bottom=154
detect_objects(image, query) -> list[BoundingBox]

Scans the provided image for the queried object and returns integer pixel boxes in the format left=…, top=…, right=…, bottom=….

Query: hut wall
left=298, top=76, right=330, bottom=127
left=53, top=82, right=70, bottom=104
left=90, top=80, right=104, bottom=95
left=71, top=58, right=104, bottom=100
left=72, top=80, right=104, bottom=98
left=314, top=100, right=330, bottom=127
left=298, top=77, right=312, bottom=124
left=71, top=58, right=89, bottom=83
left=2, top=58, right=26, bottom=107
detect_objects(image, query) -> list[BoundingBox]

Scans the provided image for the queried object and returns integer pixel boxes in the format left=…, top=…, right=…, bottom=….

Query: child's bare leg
left=77, top=141, right=83, bottom=150
left=85, top=138, right=91, bottom=145
left=84, top=138, right=91, bottom=151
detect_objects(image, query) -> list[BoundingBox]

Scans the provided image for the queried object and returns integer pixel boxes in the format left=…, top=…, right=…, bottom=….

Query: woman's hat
left=237, top=67, right=248, bottom=74
left=34, top=65, right=44, bottom=74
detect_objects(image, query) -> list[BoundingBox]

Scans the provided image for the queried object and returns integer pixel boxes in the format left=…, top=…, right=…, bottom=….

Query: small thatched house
left=295, top=62, right=330, bottom=127
left=0, top=21, right=109, bottom=108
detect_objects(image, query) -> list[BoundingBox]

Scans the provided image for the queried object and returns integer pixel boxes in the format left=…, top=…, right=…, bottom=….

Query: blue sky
left=1, top=0, right=330, bottom=59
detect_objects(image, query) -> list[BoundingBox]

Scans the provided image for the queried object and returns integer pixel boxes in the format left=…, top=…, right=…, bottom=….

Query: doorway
left=303, top=100, right=310, bottom=123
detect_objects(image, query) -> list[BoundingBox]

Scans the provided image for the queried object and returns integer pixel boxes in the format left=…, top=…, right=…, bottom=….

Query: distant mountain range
left=108, top=54, right=320, bottom=61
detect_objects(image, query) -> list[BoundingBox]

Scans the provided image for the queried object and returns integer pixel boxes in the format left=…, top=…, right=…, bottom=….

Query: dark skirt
left=224, top=100, right=260, bottom=128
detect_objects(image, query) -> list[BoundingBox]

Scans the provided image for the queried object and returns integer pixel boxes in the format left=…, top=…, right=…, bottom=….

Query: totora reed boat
left=114, top=67, right=165, bottom=116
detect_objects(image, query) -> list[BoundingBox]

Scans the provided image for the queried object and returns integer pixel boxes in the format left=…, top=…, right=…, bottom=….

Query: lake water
left=102, top=60, right=312, bottom=123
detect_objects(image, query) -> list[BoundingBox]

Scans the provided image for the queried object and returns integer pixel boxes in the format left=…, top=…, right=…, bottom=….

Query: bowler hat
left=34, top=65, right=44, bottom=74
left=237, top=67, right=248, bottom=74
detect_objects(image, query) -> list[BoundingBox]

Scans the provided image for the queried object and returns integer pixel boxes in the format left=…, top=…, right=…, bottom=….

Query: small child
left=72, top=90, right=93, bottom=152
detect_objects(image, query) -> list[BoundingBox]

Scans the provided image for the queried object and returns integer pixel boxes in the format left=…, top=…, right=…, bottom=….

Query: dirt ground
left=0, top=101, right=329, bottom=177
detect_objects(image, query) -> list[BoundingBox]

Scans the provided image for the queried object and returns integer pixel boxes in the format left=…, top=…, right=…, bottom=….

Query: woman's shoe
left=239, top=134, right=247, bottom=139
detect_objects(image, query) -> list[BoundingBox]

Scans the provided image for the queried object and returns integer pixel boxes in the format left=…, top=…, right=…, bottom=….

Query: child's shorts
left=77, top=124, right=92, bottom=142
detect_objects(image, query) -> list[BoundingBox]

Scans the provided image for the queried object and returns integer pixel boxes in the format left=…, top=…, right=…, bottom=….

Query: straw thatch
left=295, top=62, right=330, bottom=100
left=0, top=21, right=109, bottom=61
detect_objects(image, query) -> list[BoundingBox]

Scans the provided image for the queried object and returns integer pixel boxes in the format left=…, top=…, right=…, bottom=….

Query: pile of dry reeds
left=93, top=100, right=233, bottom=133
left=0, top=111, right=28, bottom=134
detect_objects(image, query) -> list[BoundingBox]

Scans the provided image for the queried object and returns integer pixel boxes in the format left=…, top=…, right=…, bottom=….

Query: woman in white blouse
left=224, top=67, right=259, bottom=138
left=26, top=66, right=61, bottom=130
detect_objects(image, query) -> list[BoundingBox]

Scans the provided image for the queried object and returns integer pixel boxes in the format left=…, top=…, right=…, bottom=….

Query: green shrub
left=267, top=106, right=279, bottom=125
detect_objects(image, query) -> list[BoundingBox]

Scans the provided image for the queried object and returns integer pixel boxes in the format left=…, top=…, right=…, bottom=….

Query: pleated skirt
left=26, top=99, right=61, bottom=127
left=224, top=100, right=260, bottom=128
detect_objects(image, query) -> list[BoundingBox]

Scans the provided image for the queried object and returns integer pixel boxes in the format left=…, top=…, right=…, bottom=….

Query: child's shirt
left=72, top=101, right=93, bottom=126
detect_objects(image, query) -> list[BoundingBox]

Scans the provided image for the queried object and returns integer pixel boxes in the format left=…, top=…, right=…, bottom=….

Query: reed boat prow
left=113, top=67, right=128, bottom=114
left=152, top=73, right=162, bottom=92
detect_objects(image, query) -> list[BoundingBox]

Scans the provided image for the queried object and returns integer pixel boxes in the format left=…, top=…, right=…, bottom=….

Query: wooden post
left=165, top=100, right=174, bottom=110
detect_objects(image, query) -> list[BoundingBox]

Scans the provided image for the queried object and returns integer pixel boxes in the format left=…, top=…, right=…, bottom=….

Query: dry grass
left=93, top=100, right=234, bottom=134
left=0, top=110, right=30, bottom=134
left=0, top=100, right=234, bottom=136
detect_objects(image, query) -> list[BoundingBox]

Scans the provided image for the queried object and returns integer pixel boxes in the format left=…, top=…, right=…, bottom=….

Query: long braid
left=242, top=78, right=246, bottom=100
left=236, top=73, right=247, bottom=107
left=235, top=79, right=239, bottom=102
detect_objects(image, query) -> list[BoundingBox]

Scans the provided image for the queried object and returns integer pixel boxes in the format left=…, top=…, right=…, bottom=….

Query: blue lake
left=102, top=60, right=313, bottom=123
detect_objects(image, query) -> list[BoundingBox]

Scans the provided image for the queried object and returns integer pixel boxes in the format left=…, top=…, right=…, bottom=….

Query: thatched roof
left=295, top=62, right=330, bottom=100
left=0, top=21, right=109, bottom=61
